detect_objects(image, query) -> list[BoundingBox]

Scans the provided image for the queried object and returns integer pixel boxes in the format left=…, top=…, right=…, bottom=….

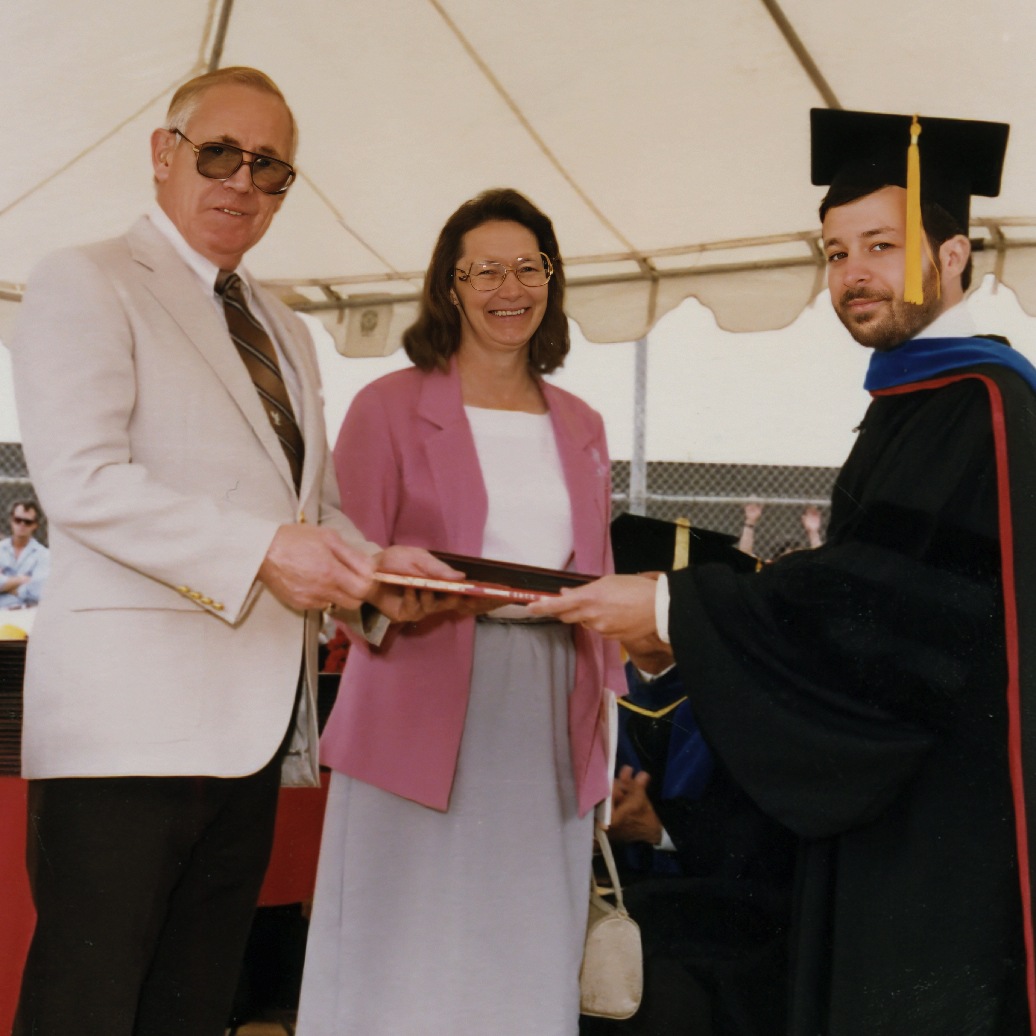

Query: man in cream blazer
left=8, top=67, right=452, bottom=1036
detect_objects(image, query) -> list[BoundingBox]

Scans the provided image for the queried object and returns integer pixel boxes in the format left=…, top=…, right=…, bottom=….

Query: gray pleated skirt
left=296, top=619, right=594, bottom=1036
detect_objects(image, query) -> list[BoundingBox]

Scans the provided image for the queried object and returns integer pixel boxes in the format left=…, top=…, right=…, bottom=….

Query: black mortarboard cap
left=811, top=108, right=1009, bottom=232
left=610, top=513, right=757, bottom=575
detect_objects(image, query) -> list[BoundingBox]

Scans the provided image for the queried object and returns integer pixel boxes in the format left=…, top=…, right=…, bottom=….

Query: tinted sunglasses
left=174, top=130, right=295, bottom=195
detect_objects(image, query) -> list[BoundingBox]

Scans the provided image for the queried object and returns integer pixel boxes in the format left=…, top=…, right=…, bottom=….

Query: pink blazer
left=319, top=360, right=623, bottom=815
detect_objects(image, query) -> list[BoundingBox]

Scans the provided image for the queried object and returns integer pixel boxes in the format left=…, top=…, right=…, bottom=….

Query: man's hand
left=527, top=574, right=658, bottom=641
left=0, top=574, right=30, bottom=594
left=608, top=766, right=663, bottom=845
left=624, top=632, right=675, bottom=675
left=258, top=524, right=377, bottom=611
left=367, top=545, right=466, bottom=624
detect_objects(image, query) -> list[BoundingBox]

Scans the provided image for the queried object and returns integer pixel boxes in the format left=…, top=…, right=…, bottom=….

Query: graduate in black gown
left=535, top=109, right=1036, bottom=1036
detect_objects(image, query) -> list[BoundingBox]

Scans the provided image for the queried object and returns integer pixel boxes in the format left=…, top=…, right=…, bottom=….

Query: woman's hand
left=368, top=545, right=465, bottom=623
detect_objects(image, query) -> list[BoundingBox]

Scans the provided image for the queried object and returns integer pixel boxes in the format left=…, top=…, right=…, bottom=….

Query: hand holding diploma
left=527, top=573, right=659, bottom=641
left=259, top=524, right=379, bottom=611
left=367, top=545, right=466, bottom=623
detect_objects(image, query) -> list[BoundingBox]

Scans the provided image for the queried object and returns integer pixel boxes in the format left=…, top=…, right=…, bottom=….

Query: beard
left=833, top=265, right=942, bottom=351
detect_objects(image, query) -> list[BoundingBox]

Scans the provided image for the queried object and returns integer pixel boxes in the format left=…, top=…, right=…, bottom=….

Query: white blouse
left=464, top=406, right=574, bottom=574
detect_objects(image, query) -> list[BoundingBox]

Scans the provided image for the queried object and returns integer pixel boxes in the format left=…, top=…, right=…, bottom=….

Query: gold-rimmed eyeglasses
left=173, top=130, right=296, bottom=195
left=454, top=253, right=554, bottom=291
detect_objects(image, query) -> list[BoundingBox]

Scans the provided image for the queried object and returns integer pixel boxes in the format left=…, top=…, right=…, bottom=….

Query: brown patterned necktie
left=216, top=270, right=305, bottom=491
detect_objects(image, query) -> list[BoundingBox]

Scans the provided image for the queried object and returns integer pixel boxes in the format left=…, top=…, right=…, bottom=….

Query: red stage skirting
left=0, top=772, right=329, bottom=1031
left=0, top=779, right=34, bottom=1036
left=257, top=772, right=330, bottom=906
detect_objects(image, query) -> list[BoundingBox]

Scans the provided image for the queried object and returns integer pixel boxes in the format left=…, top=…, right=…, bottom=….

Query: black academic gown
left=669, top=363, right=1036, bottom=1036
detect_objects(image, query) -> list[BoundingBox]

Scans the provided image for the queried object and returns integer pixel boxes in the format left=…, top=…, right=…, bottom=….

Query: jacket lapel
left=417, top=361, right=487, bottom=556
left=126, top=217, right=296, bottom=496
left=543, top=382, right=608, bottom=576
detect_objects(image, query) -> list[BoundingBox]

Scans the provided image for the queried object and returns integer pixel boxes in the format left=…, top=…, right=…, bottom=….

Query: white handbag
left=579, top=824, right=644, bottom=1019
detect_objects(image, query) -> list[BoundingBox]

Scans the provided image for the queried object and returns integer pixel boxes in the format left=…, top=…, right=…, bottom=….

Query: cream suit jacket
left=9, top=216, right=378, bottom=785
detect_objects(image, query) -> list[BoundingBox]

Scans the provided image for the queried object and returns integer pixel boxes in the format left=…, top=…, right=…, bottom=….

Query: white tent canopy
left=2, top=0, right=1035, bottom=355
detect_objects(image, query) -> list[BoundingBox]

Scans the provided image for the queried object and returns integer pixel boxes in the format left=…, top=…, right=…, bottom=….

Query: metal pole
left=757, top=0, right=842, bottom=110
left=630, top=336, right=648, bottom=515
left=207, top=0, right=236, bottom=72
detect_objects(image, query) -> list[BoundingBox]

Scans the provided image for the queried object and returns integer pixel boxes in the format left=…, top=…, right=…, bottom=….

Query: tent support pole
left=758, top=0, right=842, bottom=109
left=630, top=336, right=648, bottom=516
left=207, top=0, right=236, bottom=72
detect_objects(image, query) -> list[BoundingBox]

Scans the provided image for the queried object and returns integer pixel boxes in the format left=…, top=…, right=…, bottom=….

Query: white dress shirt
left=913, top=300, right=977, bottom=340
left=147, top=206, right=303, bottom=422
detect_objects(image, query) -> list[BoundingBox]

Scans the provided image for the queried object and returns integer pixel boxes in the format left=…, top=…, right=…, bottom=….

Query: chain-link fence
left=611, top=460, right=839, bottom=561
left=0, top=440, right=837, bottom=561
left=0, top=443, right=46, bottom=546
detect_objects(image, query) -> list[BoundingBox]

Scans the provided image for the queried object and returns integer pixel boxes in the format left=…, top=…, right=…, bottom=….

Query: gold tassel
left=673, top=517, right=690, bottom=570
left=904, top=115, right=924, bottom=305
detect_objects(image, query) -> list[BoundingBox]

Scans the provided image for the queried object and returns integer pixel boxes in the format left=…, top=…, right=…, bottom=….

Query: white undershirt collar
left=146, top=205, right=302, bottom=420
left=147, top=205, right=257, bottom=304
left=911, top=301, right=977, bottom=340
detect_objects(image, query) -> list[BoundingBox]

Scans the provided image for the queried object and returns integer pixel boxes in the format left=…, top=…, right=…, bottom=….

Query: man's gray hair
left=164, top=66, right=298, bottom=161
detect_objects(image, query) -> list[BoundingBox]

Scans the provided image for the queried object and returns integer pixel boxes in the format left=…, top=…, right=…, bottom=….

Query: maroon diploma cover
left=373, top=551, right=595, bottom=603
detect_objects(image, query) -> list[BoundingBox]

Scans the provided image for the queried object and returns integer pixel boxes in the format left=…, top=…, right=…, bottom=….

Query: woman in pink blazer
left=296, top=189, right=623, bottom=1036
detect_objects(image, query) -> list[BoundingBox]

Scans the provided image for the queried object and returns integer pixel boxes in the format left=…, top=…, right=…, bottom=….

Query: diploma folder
left=373, top=551, right=596, bottom=603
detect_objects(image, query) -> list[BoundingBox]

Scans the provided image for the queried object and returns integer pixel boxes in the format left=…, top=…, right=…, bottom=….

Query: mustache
left=839, top=287, right=894, bottom=306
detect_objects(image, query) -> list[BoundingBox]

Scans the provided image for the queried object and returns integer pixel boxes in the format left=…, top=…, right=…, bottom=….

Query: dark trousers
left=13, top=747, right=287, bottom=1036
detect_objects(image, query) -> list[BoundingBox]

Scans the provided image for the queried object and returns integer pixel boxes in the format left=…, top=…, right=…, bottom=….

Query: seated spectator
left=0, top=500, right=49, bottom=609
left=801, top=504, right=824, bottom=548
left=581, top=637, right=796, bottom=1036
left=743, top=503, right=826, bottom=561
left=736, top=502, right=761, bottom=556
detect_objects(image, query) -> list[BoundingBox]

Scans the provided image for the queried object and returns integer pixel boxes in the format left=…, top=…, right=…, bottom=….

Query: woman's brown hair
left=403, top=188, right=570, bottom=374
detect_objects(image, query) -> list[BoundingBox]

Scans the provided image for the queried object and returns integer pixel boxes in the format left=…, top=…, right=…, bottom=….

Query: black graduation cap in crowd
left=610, top=513, right=757, bottom=576
left=811, top=108, right=1009, bottom=304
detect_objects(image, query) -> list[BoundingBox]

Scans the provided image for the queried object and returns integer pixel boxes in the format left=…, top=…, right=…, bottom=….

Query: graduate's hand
left=367, top=546, right=464, bottom=623
left=527, top=574, right=658, bottom=641
left=624, top=632, right=675, bottom=675
left=609, top=766, right=663, bottom=846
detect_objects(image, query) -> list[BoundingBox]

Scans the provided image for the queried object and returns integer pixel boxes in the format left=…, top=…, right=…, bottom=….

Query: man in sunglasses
left=0, top=501, right=48, bottom=609
left=9, top=66, right=457, bottom=1036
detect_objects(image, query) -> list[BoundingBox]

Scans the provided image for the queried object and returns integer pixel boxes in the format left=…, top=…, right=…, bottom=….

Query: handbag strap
left=593, top=822, right=626, bottom=912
